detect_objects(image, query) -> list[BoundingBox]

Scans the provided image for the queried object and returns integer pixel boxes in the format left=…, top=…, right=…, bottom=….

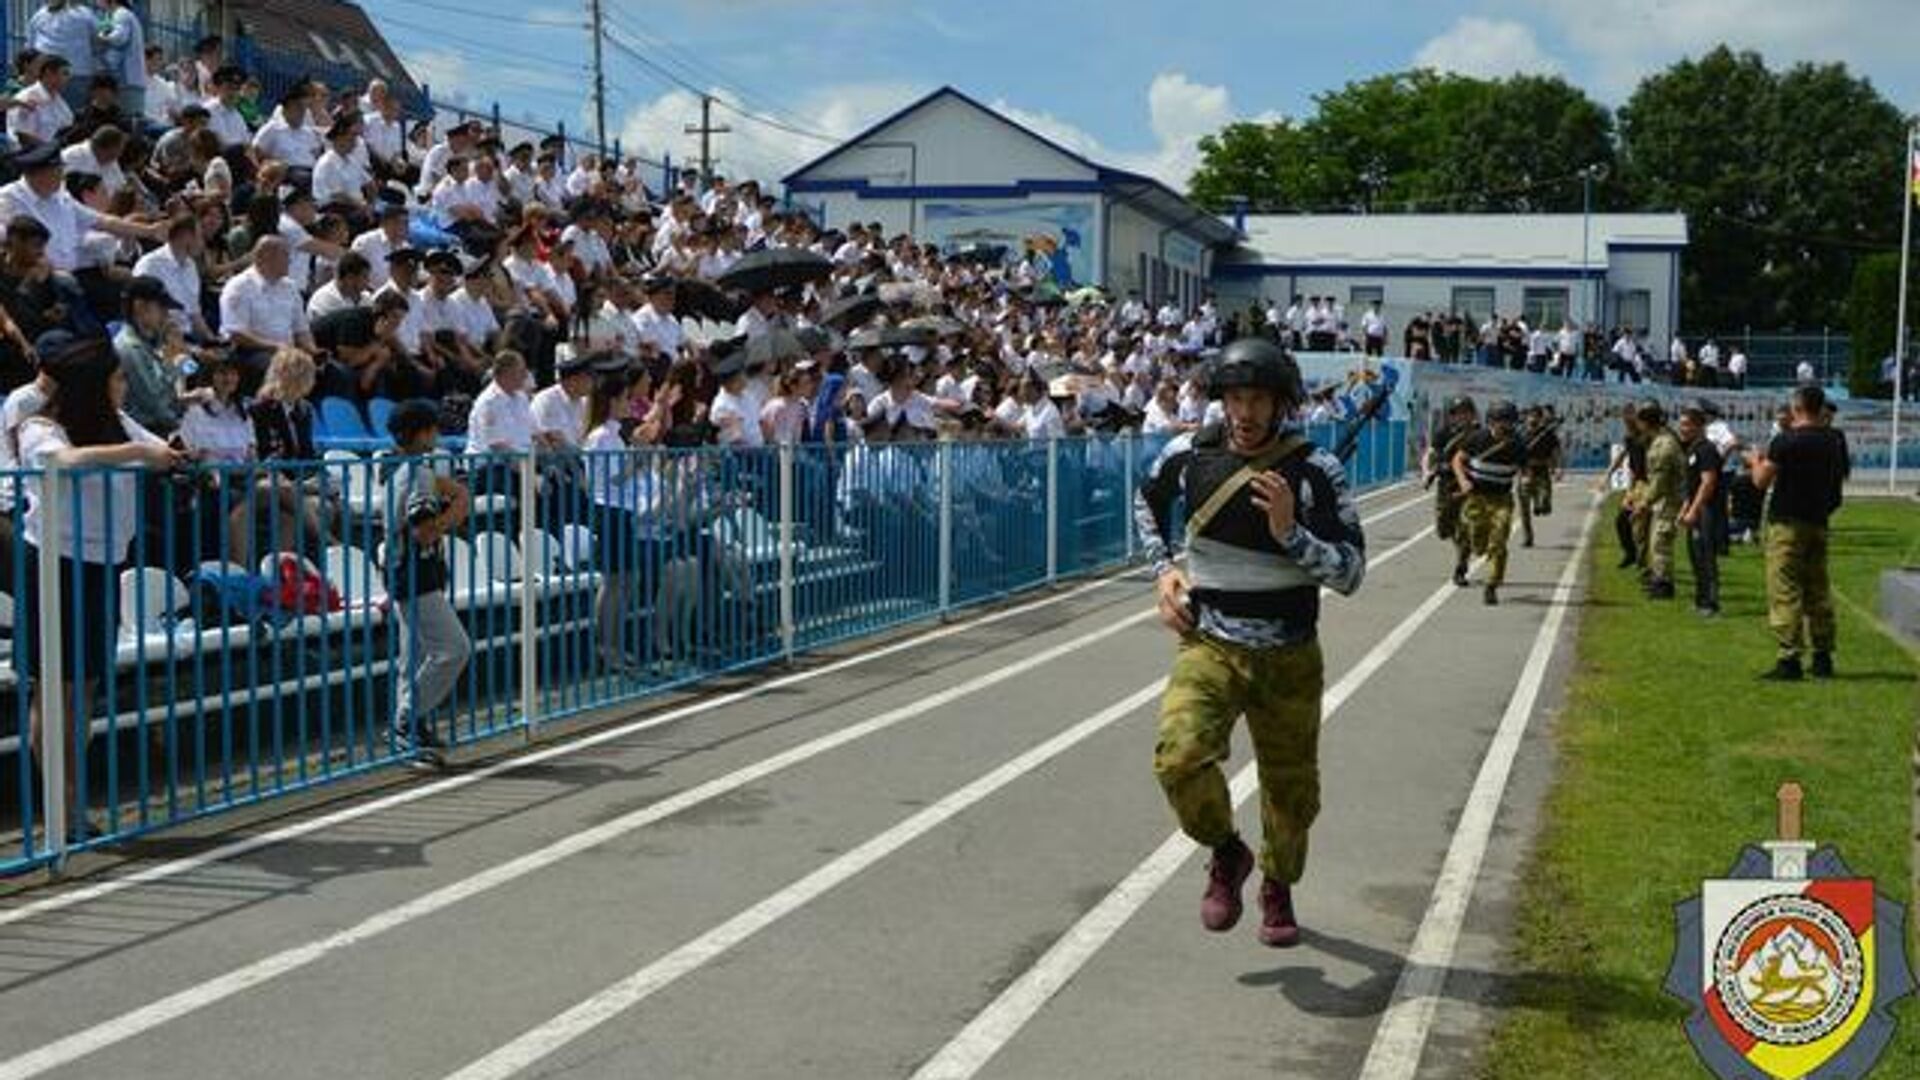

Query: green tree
left=1844, top=251, right=1918, bottom=397
left=1188, top=70, right=1617, bottom=214
left=1618, top=47, right=1907, bottom=331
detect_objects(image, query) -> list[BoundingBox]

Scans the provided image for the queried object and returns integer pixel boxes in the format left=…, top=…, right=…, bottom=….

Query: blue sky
left=368, top=0, right=1920, bottom=188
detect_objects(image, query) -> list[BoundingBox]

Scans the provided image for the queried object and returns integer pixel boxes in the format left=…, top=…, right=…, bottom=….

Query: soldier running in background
left=1516, top=404, right=1562, bottom=548
left=1424, top=395, right=1477, bottom=585
left=1453, top=399, right=1524, bottom=606
left=1135, top=337, right=1367, bottom=949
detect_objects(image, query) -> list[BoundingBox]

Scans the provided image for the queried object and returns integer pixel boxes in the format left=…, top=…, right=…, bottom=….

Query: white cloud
left=614, top=81, right=917, bottom=183
left=399, top=48, right=470, bottom=104
left=1517, top=0, right=1920, bottom=106
left=1414, top=16, right=1563, bottom=79
left=996, top=72, right=1262, bottom=188
left=612, top=72, right=1267, bottom=192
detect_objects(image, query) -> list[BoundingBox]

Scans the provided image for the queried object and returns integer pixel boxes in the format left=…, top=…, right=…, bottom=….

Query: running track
left=0, top=479, right=1596, bottom=1079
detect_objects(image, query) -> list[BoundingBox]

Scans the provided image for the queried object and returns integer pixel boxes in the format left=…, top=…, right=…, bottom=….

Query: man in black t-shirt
left=1676, top=406, right=1723, bottom=616
left=1453, top=400, right=1525, bottom=605
left=1748, top=385, right=1846, bottom=680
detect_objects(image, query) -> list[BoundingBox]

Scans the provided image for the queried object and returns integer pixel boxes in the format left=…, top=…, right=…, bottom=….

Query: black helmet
left=1488, top=400, right=1520, bottom=424
left=1445, top=395, right=1477, bottom=415
left=1208, top=337, right=1303, bottom=404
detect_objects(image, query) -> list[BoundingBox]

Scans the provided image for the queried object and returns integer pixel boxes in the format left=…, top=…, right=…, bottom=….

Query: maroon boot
left=1258, top=878, right=1302, bottom=948
left=1200, top=837, right=1255, bottom=932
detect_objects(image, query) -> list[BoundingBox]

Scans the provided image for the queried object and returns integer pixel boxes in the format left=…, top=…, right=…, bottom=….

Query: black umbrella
left=947, top=243, right=1006, bottom=266
left=674, top=278, right=744, bottom=322
left=902, top=314, right=967, bottom=337
left=743, top=328, right=810, bottom=369
left=819, top=293, right=884, bottom=332
left=793, top=325, right=837, bottom=355
left=879, top=324, right=939, bottom=349
left=715, top=248, right=833, bottom=294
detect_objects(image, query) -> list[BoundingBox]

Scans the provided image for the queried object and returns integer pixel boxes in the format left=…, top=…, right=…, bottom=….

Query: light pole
left=1578, top=163, right=1609, bottom=333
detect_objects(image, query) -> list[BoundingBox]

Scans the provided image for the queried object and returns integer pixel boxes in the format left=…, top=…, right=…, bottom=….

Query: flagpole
left=1893, top=123, right=1914, bottom=493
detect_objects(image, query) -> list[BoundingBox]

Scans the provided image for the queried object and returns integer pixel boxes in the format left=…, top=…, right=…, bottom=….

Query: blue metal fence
left=1, top=423, right=1409, bottom=875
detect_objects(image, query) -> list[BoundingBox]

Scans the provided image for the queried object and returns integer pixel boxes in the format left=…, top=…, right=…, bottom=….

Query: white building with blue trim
left=781, top=86, right=1238, bottom=315
left=1219, top=213, right=1689, bottom=346
left=782, top=87, right=1687, bottom=344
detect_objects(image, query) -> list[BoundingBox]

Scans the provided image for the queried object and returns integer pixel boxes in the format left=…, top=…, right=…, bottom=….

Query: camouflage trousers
left=1516, top=470, right=1551, bottom=541
left=1435, top=480, right=1466, bottom=557
left=1462, top=491, right=1514, bottom=587
left=1627, top=481, right=1651, bottom=568
left=1764, top=521, right=1836, bottom=660
left=1646, top=496, right=1681, bottom=583
left=1154, top=634, right=1322, bottom=883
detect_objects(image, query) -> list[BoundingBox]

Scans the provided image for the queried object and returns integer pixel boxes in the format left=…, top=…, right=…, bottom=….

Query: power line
left=371, top=15, right=586, bottom=77
left=598, top=22, right=839, bottom=144
left=602, top=8, right=830, bottom=138
left=377, top=0, right=582, bottom=28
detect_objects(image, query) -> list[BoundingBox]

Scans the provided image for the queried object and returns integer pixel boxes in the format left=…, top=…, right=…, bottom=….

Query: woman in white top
left=17, top=339, right=183, bottom=837
left=177, top=356, right=253, bottom=464
left=580, top=372, right=678, bottom=672
left=758, top=366, right=817, bottom=446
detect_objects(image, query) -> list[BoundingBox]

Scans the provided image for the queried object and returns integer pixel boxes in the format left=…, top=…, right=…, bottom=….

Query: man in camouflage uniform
left=1516, top=404, right=1562, bottom=548
left=1423, top=396, right=1477, bottom=585
left=1452, top=399, right=1524, bottom=605
left=1639, top=400, right=1686, bottom=600
left=1136, top=337, right=1367, bottom=948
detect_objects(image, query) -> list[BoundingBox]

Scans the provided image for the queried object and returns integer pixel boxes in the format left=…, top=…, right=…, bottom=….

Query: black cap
left=589, top=351, right=631, bottom=376
left=555, top=351, right=596, bottom=376
left=509, top=141, right=533, bottom=158
left=424, top=249, right=462, bottom=274
left=212, top=64, right=247, bottom=87
left=461, top=255, right=493, bottom=279
left=326, top=116, right=357, bottom=141
left=639, top=272, right=674, bottom=294
left=124, top=276, right=182, bottom=310
left=12, top=143, right=61, bottom=171
left=178, top=103, right=210, bottom=122
left=385, top=246, right=422, bottom=265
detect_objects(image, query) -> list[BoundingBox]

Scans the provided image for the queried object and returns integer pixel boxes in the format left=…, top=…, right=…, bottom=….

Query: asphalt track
left=0, top=479, right=1594, bottom=1079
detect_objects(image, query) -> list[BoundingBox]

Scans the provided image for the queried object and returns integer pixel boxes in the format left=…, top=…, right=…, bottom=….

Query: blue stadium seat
left=365, top=397, right=396, bottom=438
left=314, top=397, right=386, bottom=451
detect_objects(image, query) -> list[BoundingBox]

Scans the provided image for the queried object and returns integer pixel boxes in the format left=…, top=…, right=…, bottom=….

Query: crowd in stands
left=1231, top=297, right=1784, bottom=390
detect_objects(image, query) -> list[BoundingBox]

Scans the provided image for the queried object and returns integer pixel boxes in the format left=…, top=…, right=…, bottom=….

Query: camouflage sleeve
left=1132, top=432, right=1193, bottom=578
left=1278, top=447, right=1367, bottom=596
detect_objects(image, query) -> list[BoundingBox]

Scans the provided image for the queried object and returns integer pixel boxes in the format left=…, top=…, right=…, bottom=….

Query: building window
left=1614, top=289, right=1652, bottom=336
left=1350, top=285, right=1384, bottom=310
left=1450, top=287, right=1495, bottom=324
left=1522, top=287, right=1570, bottom=329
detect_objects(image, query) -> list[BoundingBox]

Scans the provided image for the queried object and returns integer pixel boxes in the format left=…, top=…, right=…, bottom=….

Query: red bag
left=270, top=555, right=344, bottom=615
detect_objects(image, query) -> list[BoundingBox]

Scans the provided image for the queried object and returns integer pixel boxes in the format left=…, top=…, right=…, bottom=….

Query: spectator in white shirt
left=251, top=84, right=323, bottom=170
left=99, top=0, right=147, bottom=117
left=131, top=214, right=215, bottom=341
left=218, top=236, right=316, bottom=388
left=58, top=126, right=130, bottom=198
left=350, top=204, right=411, bottom=289
left=141, top=44, right=179, bottom=125
left=8, top=55, right=76, bottom=148
left=464, top=349, right=546, bottom=485
left=275, top=190, right=343, bottom=294
left=25, top=1, right=95, bottom=109
left=0, top=144, right=161, bottom=273
left=306, top=251, right=373, bottom=320
left=531, top=352, right=594, bottom=448
left=312, top=117, right=374, bottom=217
left=501, top=142, right=537, bottom=205
left=200, top=64, right=251, bottom=150
left=359, top=80, right=409, bottom=182
left=414, top=119, right=478, bottom=199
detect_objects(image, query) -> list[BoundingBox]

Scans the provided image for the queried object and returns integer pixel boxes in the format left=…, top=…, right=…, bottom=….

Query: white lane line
left=0, top=485, right=1424, bottom=931
left=441, top=518, right=1443, bottom=1068
left=435, top=520, right=1447, bottom=1080
left=0, top=579, right=1134, bottom=928
left=1355, top=495, right=1600, bottom=1080
left=441, top=682, right=1172, bottom=1080
left=910, top=522, right=1481, bottom=1080
left=0, top=602, right=1180, bottom=1080
left=0, top=491, right=1432, bottom=1080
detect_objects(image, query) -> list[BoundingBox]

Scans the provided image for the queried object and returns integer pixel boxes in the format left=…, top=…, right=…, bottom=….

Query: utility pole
left=587, top=0, right=608, bottom=156
left=684, top=95, right=730, bottom=187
